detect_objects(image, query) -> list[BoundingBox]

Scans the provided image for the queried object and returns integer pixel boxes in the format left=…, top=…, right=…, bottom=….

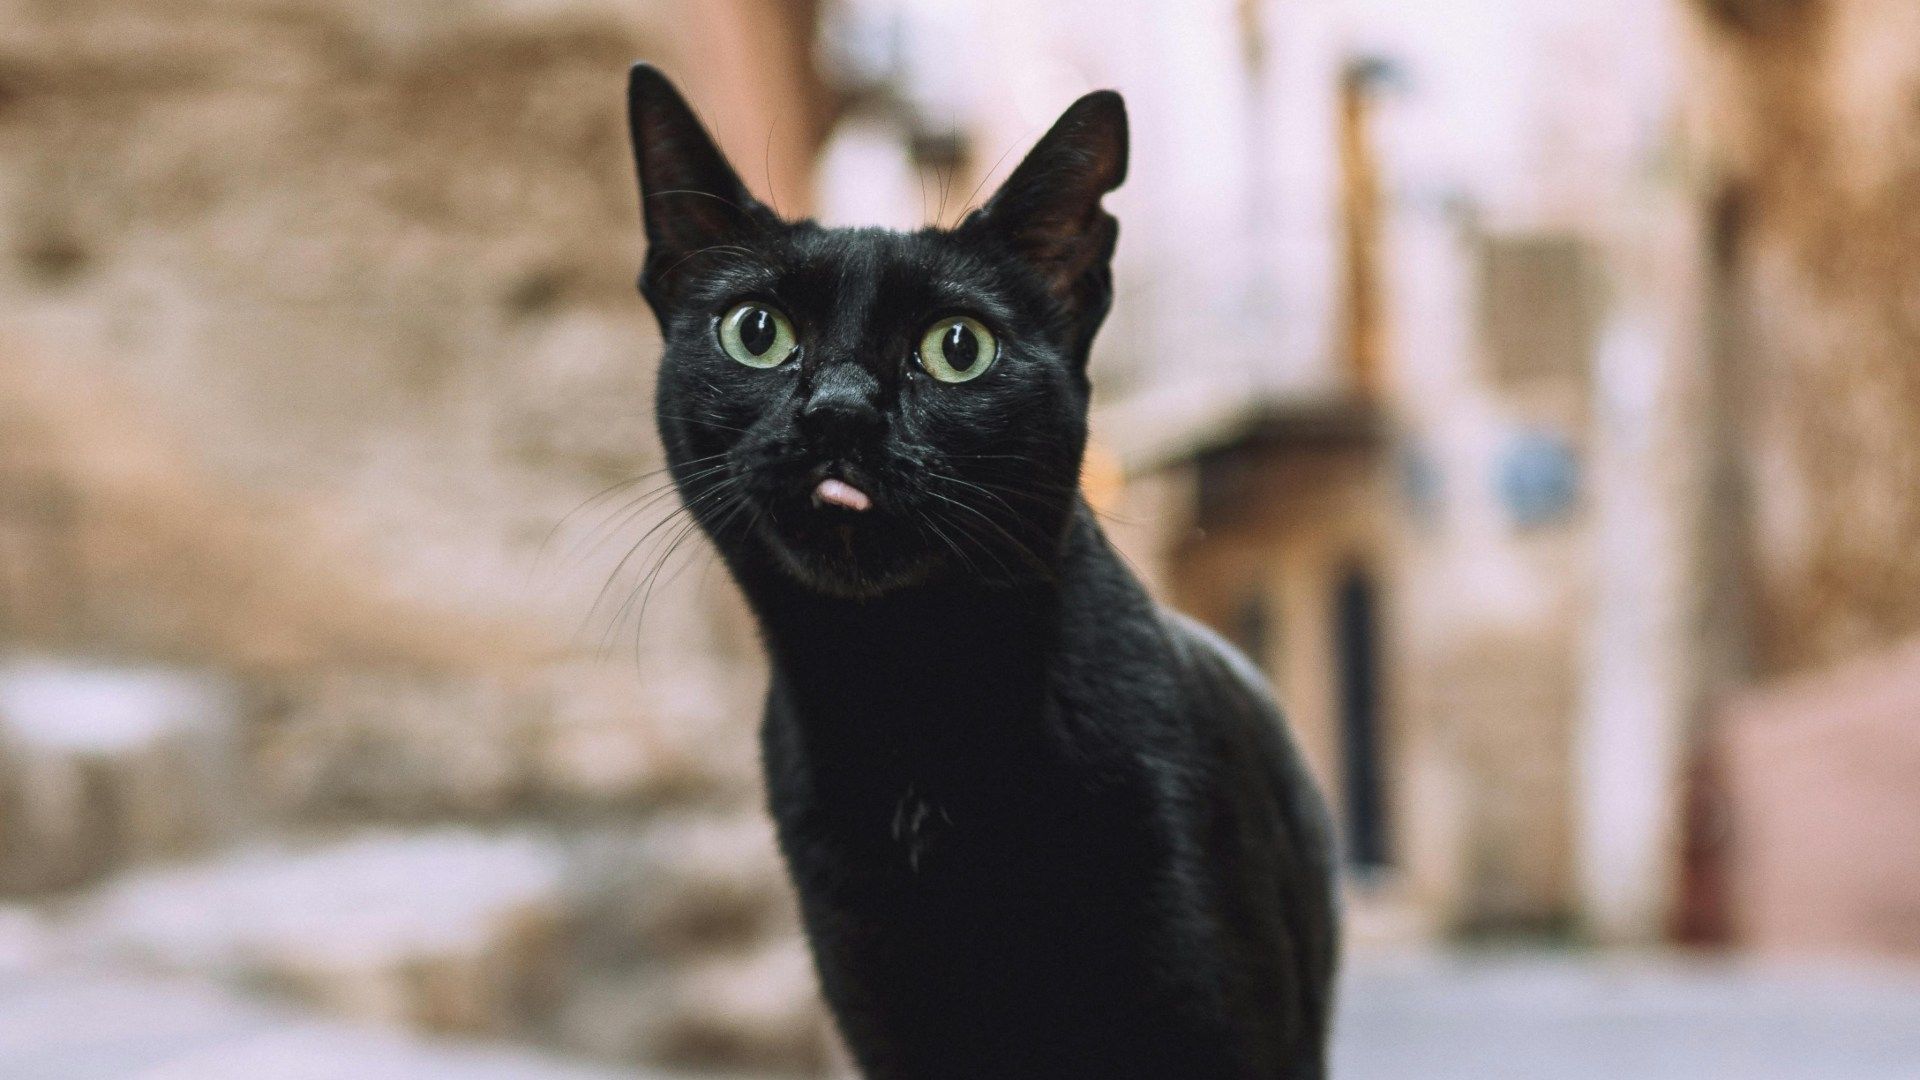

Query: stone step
left=0, top=664, right=243, bottom=896
left=68, top=830, right=569, bottom=1039
left=60, top=821, right=827, bottom=1074
left=251, top=659, right=762, bottom=823
left=0, top=653, right=765, bottom=854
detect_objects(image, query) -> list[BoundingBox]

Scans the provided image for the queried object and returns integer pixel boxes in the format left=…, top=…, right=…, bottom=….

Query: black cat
left=625, top=63, right=1338, bottom=1079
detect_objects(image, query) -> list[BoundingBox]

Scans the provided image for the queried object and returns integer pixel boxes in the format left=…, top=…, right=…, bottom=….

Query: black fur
left=625, top=63, right=1339, bottom=1079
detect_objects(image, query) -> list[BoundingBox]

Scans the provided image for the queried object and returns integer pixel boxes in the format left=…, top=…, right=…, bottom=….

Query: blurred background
left=1, top=0, right=1918, bottom=1076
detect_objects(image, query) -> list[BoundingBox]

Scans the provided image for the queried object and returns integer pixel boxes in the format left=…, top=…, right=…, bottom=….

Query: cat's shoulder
left=1158, top=607, right=1279, bottom=711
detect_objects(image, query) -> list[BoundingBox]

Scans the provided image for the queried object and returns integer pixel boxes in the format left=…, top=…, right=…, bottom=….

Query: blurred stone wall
left=1688, top=0, right=1920, bottom=677
left=0, top=1, right=840, bottom=1073
left=0, top=0, right=780, bottom=848
left=1, top=0, right=687, bottom=634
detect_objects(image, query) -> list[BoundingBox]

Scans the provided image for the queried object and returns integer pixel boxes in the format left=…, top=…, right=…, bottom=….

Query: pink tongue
left=813, top=478, right=872, bottom=512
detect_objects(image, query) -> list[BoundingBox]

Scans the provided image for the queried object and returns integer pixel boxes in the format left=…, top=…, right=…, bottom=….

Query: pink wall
left=1723, top=640, right=1920, bottom=961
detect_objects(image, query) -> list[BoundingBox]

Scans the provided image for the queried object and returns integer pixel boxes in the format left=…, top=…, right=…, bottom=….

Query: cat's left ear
left=963, top=91, right=1128, bottom=354
left=627, top=63, right=772, bottom=308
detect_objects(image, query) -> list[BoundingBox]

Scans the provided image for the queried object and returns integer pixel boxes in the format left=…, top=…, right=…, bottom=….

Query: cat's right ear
left=627, top=63, right=769, bottom=306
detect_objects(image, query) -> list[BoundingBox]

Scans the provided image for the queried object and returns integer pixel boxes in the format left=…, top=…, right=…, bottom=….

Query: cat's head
left=627, top=64, right=1126, bottom=599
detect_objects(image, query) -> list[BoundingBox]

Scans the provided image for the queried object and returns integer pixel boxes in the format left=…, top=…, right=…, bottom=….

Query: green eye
left=916, top=316, right=997, bottom=384
left=718, top=302, right=798, bottom=368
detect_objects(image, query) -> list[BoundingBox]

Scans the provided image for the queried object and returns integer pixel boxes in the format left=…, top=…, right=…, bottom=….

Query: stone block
left=0, top=663, right=242, bottom=894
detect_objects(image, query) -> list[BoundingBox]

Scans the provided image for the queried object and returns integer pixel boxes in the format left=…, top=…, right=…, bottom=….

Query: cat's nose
left=799, top=368, right=885, bottom=446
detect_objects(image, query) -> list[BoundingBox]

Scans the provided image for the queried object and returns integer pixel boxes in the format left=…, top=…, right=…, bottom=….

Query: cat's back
left=1053, top=520, right=1340, bottom=1062
left=1057, top=515, right=1341, bottom=918
left=1157, top=607, right=1342, bottom=1070
left=1162, top=607, right=1338, bottom=864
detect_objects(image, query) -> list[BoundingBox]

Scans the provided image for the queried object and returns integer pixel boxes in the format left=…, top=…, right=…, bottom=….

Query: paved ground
left=2, top=952, right=1917, bottom=1077
left=0, top=968, right=644, bottom=1080
left=1334, top=951, right=1920, bottom=1080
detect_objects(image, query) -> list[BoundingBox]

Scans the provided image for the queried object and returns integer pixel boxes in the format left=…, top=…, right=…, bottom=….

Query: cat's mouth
left=741, top=462, right=937, bottom=597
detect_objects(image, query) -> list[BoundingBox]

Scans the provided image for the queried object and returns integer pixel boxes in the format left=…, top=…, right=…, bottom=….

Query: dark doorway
left=1335, top=567, right=1391, bottom=873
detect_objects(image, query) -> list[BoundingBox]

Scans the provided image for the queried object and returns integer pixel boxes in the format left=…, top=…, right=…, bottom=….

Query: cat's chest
left=775, top=758, right=1133, bottom=915
left=761, top=673, right=1145, bottom=891
left=887, top=781, right=954, bottom=874
left=793, top=773, right=1016, bottom=881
